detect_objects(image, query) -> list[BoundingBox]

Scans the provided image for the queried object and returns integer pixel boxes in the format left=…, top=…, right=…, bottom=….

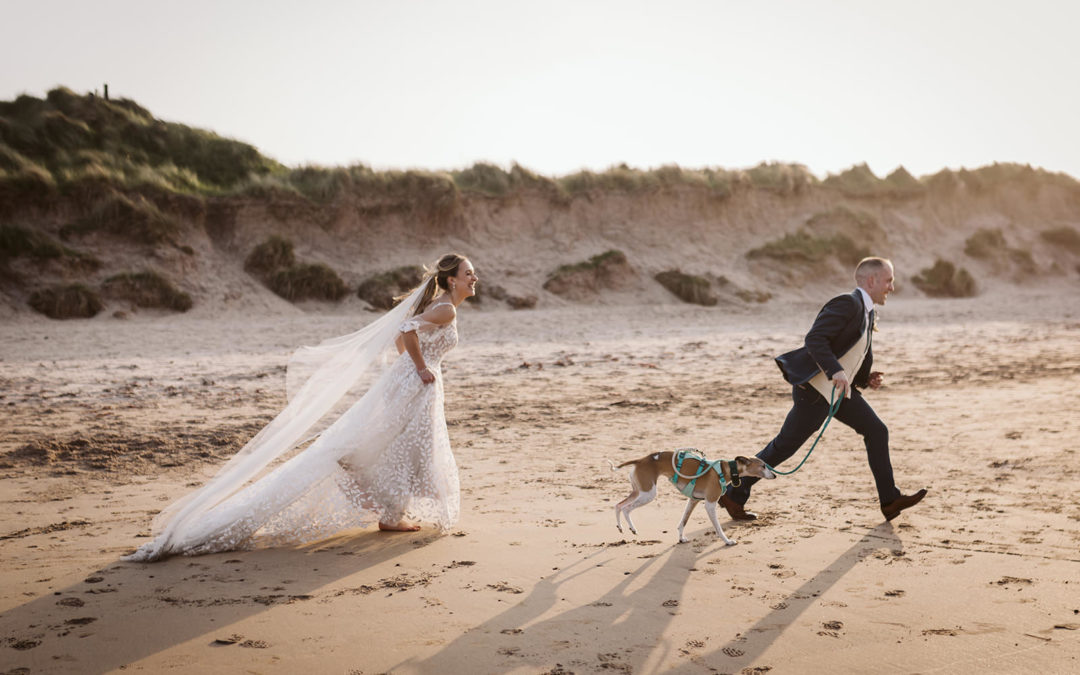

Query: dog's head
left=735, top=456, right=776, bottom=481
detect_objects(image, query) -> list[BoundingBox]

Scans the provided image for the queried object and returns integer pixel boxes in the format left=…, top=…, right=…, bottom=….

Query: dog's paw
left=724, top=539, right=738, bottom=547
left=616, top=525, right=623, bottom=533
left=678, top=537, right=689, bottom=544
left=629, top=527, right=637, bottom=535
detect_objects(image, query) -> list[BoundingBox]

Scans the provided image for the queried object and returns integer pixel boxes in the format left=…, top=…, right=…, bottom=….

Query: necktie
left=866, top=309, right=874, bottom=353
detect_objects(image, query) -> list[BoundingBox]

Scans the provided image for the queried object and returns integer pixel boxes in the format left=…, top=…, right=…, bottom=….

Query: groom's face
left=866, top=264, right=895, bottom=305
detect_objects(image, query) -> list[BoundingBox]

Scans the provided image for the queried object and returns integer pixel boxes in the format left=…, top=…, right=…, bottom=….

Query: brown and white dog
left=612, top=451, right=776, bottom=545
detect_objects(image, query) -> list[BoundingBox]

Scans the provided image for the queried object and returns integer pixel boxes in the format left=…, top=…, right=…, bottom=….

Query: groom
left=721, top=257, right=927, bottom=521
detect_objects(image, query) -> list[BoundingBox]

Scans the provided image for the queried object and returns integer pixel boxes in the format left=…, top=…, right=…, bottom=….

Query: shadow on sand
left=399, top=523, right=902, bottom=674
left=0, top=529, right=440, bottom=673
left=664, top=521, right=904, bottom=673
left=397, top=536, right=732, bottom=674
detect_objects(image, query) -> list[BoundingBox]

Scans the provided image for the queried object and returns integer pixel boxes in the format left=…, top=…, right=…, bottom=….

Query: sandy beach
left=2, top=286, right=1079, bottom=674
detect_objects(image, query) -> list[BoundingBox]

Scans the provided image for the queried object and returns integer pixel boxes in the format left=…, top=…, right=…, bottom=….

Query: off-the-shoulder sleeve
left=398, top=316, right=439, bottom=334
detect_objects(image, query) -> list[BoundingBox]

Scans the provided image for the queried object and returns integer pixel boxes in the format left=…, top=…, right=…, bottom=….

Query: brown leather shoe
left=719, top=493, right=757, bottom=521
left=881, top=489, right=928, bottom=521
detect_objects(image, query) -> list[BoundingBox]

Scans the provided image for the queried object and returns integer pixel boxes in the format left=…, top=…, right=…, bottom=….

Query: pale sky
left=3, top=0, right=1078, bottom=180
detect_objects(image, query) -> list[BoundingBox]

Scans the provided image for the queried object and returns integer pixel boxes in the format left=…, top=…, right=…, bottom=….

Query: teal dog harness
left=670, top=449, right=740, bottom=499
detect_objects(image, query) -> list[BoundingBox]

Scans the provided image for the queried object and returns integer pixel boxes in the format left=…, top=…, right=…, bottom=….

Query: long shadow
left=396, top=537, right=728, bottom=674
left=0, top=529, right=441, bottom=673
left=662, top=521, right=904, bottom=674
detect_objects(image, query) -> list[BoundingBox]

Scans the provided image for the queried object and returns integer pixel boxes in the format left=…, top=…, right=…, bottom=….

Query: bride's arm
left=398, top=303, right=456, bottom=383
left=399, top=331, right=435, bottom=383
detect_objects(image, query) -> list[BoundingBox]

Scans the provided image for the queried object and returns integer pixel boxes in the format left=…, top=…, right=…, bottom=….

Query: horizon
left=3, top=0, right=1079, bottom=182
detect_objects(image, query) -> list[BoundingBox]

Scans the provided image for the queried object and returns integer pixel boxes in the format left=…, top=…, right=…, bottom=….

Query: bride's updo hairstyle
left=410, top=253, right=467, bottom=314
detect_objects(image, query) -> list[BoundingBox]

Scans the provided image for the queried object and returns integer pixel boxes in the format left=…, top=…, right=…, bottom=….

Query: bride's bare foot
left=378, top=521, right=421, bottom=532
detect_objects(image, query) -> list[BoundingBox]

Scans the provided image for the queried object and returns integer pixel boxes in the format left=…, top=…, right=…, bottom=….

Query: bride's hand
left=418, top=367, right=435, bottom=384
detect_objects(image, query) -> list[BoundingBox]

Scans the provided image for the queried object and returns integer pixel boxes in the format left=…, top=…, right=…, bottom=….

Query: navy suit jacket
left=775, top=290, right=873, bottom=389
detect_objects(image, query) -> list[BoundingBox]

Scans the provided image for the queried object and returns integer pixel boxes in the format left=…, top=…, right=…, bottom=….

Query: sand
left=2, top=287, right=1079, bottom=674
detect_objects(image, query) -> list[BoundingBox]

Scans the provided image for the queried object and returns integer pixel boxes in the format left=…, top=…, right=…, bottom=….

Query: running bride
left=126, top=254, right=478, bottom=561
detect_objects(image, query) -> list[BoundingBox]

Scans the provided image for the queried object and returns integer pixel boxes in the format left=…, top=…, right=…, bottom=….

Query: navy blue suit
left=727, top=290, right=902, bottom=506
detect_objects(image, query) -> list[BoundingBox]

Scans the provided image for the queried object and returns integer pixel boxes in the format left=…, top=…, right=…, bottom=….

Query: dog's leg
left=704, top=501, right=737, bottom=546
left=622, top=484, right=656, bottom=536
left=615, top=489, right=639, bottom=533
left=676, top=498, right=700, bottom=544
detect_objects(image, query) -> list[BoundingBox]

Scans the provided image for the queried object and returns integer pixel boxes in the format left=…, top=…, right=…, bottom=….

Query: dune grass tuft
left=549, top=250, right=628, bottom=277
left=61, top=192, right=180, bottom=245
left=1039, top=226, right=1080, bottom=254
left=243, top=235, right=347, bottom=303
left=244, top=235, right=296, bottom=277
left=911, top=259, right=976, bottom=297
left=654, top=270, right=718, bottom=306
left=0, top=223, right=100, bottom=269
left=963, top=228, right=1038, bottom=276
left=357, top=265, right=425, bottom=310
left=747, top=230, right=870, bottom=267
left=28, top=284, right=103, bottom=319
left=823, top=163, right=925, bottom=198
left=268, top=263, right=348, bottom=302
left=963, top=228, right=1008, bottom=259
left=102, top=270, right=193, bottom=311
left=544, top=250, right=633, bottom=298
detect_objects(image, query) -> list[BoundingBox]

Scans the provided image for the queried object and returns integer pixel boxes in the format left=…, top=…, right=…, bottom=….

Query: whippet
left=612, top=450, right=776, bottom=545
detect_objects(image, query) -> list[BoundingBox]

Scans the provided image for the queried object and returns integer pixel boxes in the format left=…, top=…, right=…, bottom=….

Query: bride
left=126, top=254, right=478, bottom=561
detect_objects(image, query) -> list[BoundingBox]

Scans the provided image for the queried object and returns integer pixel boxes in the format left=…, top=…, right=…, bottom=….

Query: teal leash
left=765, top=386, right=843, bottom=476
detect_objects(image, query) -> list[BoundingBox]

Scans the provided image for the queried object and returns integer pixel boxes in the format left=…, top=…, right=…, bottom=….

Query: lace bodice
left=398, top=304, right=458, bottom=369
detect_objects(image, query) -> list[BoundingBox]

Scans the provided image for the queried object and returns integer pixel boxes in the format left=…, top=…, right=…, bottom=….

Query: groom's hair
left=854, top=257, right=891, bottom=283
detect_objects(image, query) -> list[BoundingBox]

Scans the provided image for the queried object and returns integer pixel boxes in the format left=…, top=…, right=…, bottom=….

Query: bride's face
left=453, top=260, right=478, bottom=297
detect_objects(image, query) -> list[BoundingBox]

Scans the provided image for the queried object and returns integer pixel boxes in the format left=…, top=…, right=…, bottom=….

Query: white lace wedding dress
left=126, top=296, right=460, bottom=561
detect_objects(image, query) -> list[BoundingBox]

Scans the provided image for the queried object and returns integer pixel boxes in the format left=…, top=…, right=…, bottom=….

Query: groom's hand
left=831, top=370, right=851, bottom=399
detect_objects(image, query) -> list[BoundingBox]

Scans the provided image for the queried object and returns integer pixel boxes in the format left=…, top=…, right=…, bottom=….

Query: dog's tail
left=608, top=459, right=635, bottom=472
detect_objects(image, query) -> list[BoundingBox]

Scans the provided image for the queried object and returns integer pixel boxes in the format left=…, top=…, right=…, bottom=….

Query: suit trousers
left=727, top=384, right=902, bottom=506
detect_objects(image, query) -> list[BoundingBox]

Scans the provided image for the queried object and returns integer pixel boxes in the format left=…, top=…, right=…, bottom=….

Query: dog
left=611, top=450, right=776, bottom=545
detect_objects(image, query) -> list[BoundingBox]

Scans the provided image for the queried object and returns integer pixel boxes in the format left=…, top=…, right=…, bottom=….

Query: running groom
left=721, top=257, right=927, bottom=521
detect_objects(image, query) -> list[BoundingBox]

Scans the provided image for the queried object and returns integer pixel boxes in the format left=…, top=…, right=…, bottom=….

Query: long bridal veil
left=126, top=281, right=431, bottom=561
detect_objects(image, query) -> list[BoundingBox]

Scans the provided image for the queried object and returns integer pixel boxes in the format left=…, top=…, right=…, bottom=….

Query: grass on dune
left=27, top=283, right=103, bottom=319
left=1039, top=226, right=1080, bottom=254
left=748, top=230, right=870, bottom=267
left=4, top=88, right=1079, bottom=228
left=912, top=259, right=976, bottom=297
left=0, top=223, right=100, bottom=269
left=102, top=270, right=193, bottom=311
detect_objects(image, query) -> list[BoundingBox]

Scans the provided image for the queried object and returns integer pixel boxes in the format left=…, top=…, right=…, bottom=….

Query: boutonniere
left=872, top=313, right=879, bottom=332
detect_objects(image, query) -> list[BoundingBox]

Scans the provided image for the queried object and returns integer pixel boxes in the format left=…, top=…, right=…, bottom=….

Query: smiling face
left=451, top=259, right=478, bottom=298
left=864, top=261, right=895, bottom=305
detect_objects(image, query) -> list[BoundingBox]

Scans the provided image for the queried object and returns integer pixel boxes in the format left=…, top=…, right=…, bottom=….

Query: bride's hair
left=406, top=253, right=468, bottom=315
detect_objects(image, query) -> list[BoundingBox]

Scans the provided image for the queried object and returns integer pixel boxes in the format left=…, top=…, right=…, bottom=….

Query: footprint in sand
left=818, top=620, right=843, bottom=638
left=239, top=639, right=268, bottom=648
left=922, top=628, right=959, bottom=637
left=56, top=597, right=85, bottom=607
left=8, top=638, right=42, bottom=651
left=994, top=576, right=1033, bottom=586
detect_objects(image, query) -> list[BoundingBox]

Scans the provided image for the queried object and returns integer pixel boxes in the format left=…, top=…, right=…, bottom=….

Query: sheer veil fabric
left=126, top=281, right=460, bottom=561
